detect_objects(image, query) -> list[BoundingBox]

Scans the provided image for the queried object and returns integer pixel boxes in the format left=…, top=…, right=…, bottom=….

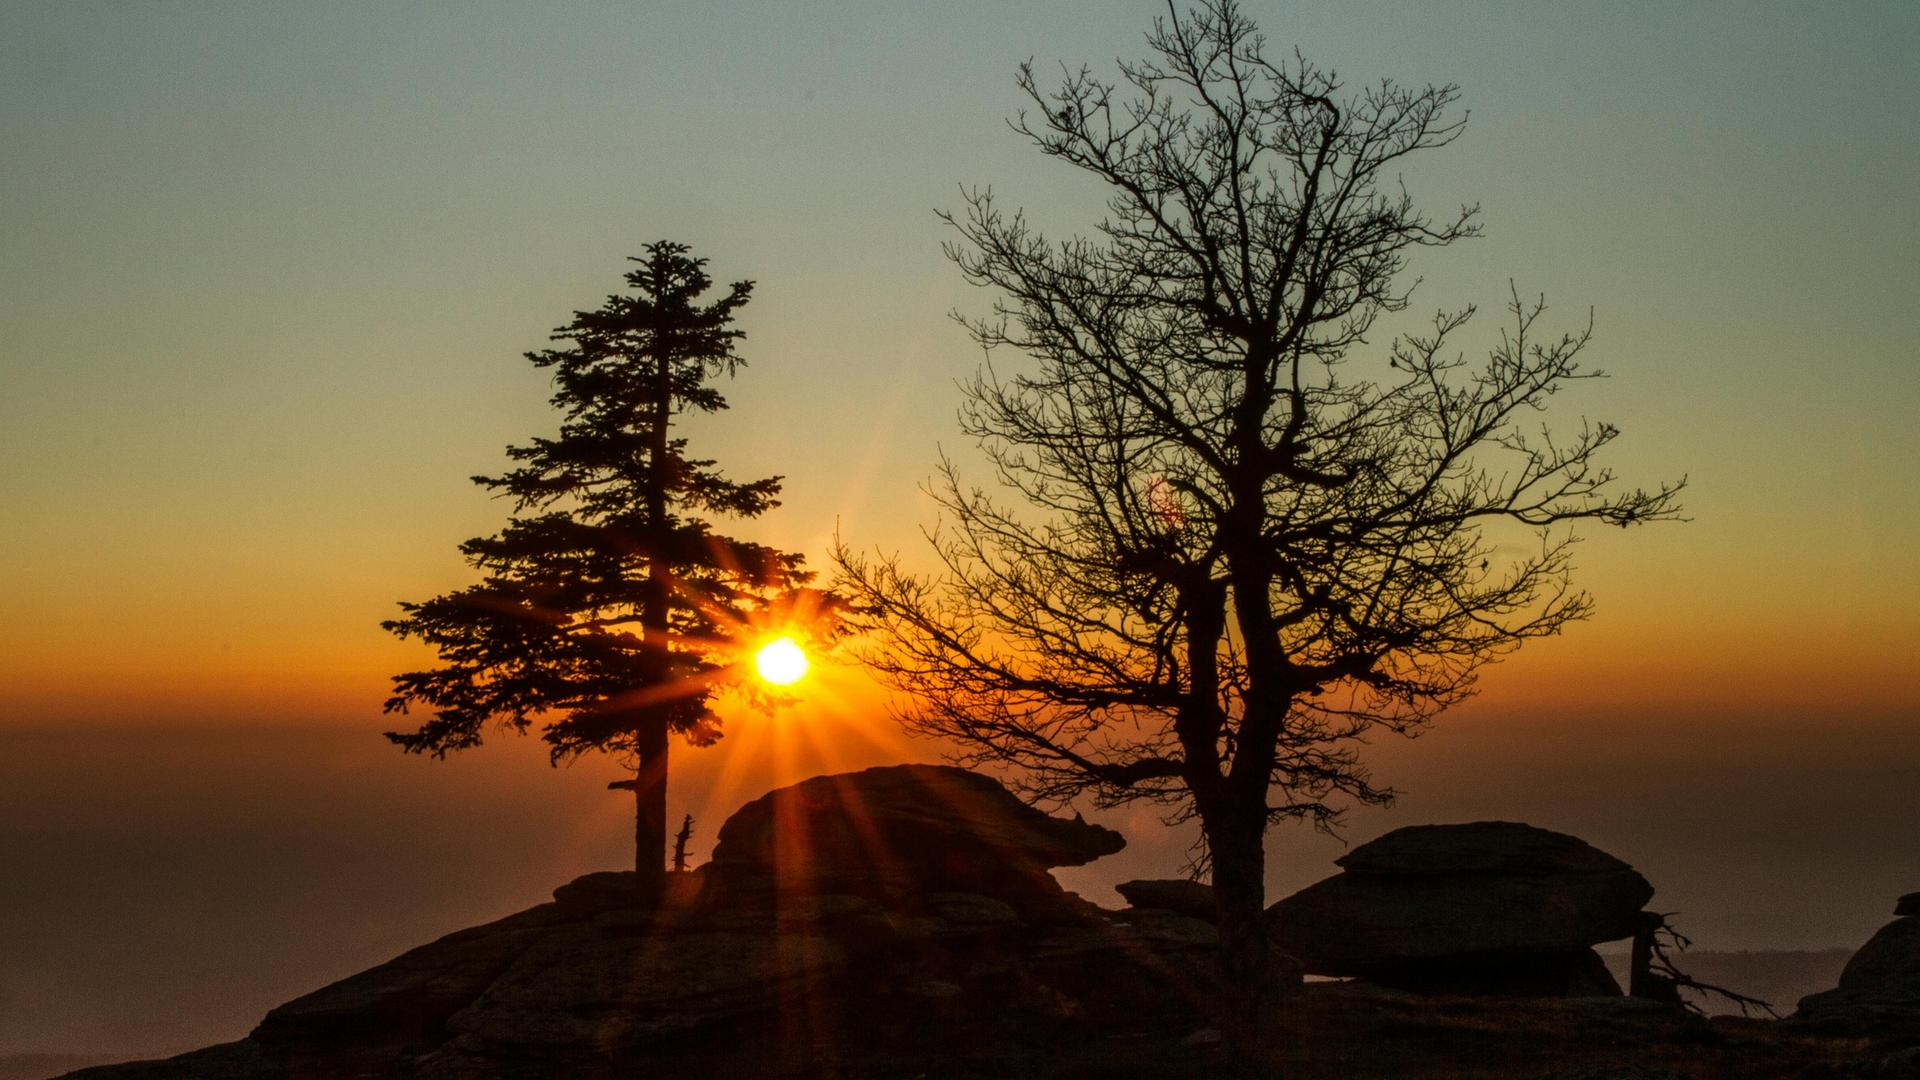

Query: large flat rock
left=1115, top=878, right=1217, bottom=923
left=709, top=764, right=1124, bottom=906
left=1334, top=821, right=1643, bottom=879
left=1268, top=821, right=1653, bottom=987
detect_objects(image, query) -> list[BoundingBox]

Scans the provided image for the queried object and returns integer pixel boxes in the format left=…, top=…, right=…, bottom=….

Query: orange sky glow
left=2, top=0, right=1917, bottom=1060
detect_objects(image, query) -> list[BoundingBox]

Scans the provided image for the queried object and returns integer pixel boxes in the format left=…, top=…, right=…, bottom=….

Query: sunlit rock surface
left=706, top=763, right=1125, bottom=915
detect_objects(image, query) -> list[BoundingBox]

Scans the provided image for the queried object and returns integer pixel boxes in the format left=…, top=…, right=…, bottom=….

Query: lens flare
left=753, top=637, right=809, bottom=686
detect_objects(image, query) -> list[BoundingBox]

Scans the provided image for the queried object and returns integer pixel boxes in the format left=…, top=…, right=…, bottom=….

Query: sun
left=753, top=636, right=809, bottom=687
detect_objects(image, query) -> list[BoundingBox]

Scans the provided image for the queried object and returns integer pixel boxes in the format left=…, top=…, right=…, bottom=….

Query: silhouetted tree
left=386, top=242, right=823, bottom=898
left=836, top=0, right=1681, bottom=1018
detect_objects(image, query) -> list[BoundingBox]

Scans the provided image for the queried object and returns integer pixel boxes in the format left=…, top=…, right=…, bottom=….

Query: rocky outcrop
left=706, top=764, right=1124, bottom=916
left=1115, top=878, right=1217, bottom=923
left=1797, top=894, right=1920, bottom=1034
left=61, top=764, right=1204, bottom=1080
left=53, top=789, right=1918, bottom=1079
left=1268, top=821, right=1655, bottom=996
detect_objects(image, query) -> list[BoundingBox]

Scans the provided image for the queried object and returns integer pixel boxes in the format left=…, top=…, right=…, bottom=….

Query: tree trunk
left=1207, top=805, right=1282, bottom=1044
left=631, top=718, right=669, bottom=897
left=631, top=335, right=675, bottom=900
left=1627, top=911, right=1681, bottom=1002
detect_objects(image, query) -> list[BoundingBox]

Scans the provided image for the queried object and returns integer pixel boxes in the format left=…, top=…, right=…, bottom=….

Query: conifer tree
left=384, top=242, right=818, bottom=896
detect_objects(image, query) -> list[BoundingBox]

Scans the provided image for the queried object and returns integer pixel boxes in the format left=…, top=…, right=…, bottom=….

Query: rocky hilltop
left=63, top=766, right=1219, bottom=1079
left=59, top=766, right=1920, bottom=1079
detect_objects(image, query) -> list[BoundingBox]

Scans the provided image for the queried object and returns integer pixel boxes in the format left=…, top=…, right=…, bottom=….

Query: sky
left=3, top=0, right=1917, bottom=1061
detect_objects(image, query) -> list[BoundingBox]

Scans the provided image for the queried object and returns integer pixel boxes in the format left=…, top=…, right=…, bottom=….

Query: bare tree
left=836, top=0, right=1681, bottom=1015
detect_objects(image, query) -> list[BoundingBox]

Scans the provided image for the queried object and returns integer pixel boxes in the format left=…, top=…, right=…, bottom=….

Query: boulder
left=1268, top=821, right=1654, bottom=996
left=1115, top=878, right=1217, bottom=923
left=1797, top=910, right=1920, bottom=1034
left=1336, top=821, right=1644, bottom=881
left=708, top=764, right=1123, bottom=912
left=1897, top=892, right=1919, bottom=918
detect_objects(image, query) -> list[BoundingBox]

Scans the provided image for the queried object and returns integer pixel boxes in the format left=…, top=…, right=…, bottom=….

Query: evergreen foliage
left=385, top=242, right=820, bottom=885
